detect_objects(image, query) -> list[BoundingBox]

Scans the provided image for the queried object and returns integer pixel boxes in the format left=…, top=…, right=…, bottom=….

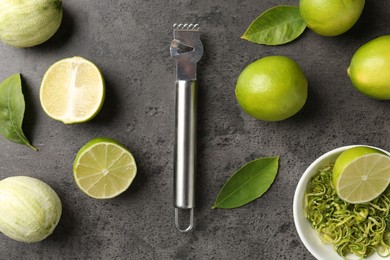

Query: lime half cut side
left=335, top=153, right=390, bottom=204
left=73, top=138, right=137, bottom=199
left=40, top=56, right=105, bottom=124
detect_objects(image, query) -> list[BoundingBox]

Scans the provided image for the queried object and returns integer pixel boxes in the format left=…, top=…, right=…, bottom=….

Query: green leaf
left=0, top=74, right=36, bottom=150
left=241, top=6, right=307, bottom=45
left=212, top=157, right=279, bottom=209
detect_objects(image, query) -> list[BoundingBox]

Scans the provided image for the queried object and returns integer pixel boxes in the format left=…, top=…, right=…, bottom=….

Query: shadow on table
left=49, top=195, right=76, bottom=244
left=21, top=76, right=38, bottom=147
left=32, top=7, right=75, bottom=51
left=87, top=72, right=121, bottom=126
left=343, top=1, right=387, bottom=39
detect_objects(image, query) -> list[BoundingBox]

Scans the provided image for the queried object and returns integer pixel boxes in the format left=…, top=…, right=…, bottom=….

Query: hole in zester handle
left=171, top=40, right=194, bottom=54
left=175, top=208, right=194, bottom=232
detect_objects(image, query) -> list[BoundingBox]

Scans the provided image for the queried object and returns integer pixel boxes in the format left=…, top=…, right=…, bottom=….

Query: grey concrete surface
left=0, top=0, right=389, bottom=259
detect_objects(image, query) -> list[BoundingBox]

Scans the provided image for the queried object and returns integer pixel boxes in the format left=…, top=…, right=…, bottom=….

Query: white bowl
left=293, top=145, right=390, bottom=260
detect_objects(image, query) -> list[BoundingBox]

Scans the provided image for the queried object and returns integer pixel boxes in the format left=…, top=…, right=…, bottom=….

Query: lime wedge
left=40, top=56, right=105, bottom=124
left=73, top=138, right=137, bottom=199
left=333, top=147, right=390, bottom=204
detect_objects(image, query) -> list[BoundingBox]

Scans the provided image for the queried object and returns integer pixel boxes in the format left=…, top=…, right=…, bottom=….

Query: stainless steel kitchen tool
left=170, top=23, right=203, bottom=232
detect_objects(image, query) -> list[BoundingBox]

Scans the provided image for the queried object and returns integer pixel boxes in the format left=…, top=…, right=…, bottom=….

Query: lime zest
left=305, top=165, right=390, bottom=258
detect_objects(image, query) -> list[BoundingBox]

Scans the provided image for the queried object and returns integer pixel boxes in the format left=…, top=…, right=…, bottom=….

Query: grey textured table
left=0, top=1, right=389, bottom=259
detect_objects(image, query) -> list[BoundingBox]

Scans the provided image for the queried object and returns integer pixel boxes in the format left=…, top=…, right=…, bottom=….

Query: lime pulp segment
left=73, top=139, right=136, bottom=199
left=40, top=56, right=105, bottom=124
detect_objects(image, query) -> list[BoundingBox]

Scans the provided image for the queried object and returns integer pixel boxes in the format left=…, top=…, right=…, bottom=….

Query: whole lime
left=0, top=176, right=62, bottom=243
left=348, top=35, right=390, bottom=100
left=299, top=0, right=365, bottom=36
left=0, top=0, right=63, bottom=48
left=235, top=56, right=308, bottom=121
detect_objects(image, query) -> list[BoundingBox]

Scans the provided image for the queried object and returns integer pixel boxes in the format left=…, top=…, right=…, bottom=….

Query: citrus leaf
left=0, top=74, right=36, bottom=150
left=241, top=6, right=306, bottom=45
left=212, top=157, right=279, bottom=209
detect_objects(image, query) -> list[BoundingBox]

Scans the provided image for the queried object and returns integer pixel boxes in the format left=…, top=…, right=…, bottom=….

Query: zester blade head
left=170, top=24, right=203, bottom=81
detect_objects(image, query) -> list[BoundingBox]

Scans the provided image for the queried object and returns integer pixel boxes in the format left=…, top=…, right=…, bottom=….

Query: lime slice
left=333, top=147, right=390, bottom=204
left=73, top=138, right=137, bottom=199
left=40, top=56, right=105, bottom=124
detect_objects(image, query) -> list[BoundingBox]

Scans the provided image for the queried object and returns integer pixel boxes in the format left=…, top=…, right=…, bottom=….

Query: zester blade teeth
left=173, top=23, right=200, bottom=30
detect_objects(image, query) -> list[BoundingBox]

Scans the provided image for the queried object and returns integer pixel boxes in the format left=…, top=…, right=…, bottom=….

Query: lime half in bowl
left=293, top=145, right=390, bottom=260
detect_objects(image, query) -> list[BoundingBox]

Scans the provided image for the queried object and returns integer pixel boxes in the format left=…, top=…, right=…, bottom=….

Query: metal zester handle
left=174, top=80, right=196, bottom=232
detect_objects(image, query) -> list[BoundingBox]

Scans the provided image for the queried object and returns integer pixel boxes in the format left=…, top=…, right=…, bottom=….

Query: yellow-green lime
left=0, top=0, right=62, bottom=47
left=332, top=147, right=390, bottom=204
left=40, top=56, right=105, bottom=124
left=299, top=0, right=365, bottom=36
left=73, top=138, right=137, bottom=199
left=235, top=56, right=308, bottom=122
left=347, top=35, right=390, bottom=100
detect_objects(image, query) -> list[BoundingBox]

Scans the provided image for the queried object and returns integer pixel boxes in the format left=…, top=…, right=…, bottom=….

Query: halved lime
left=73, top=138, right=137, bottom=199
left=333, top=147, right=390, bottom=204
left=40, top=56, right=105, bottom=124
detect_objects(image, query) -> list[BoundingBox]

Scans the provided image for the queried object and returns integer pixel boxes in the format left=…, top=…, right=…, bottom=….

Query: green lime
left=299, top=0, right=365, bottom=36
left=332, top=146, right=390, bottom=204
left=0, top=0, right=62, bottom=47
left=235, top=56, right=308, bottom=122
left=73, top=138, right=137, bottom=199
left=347, top=35, right=390, bottom=100
left=40, top=56, right=105, bottom=124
